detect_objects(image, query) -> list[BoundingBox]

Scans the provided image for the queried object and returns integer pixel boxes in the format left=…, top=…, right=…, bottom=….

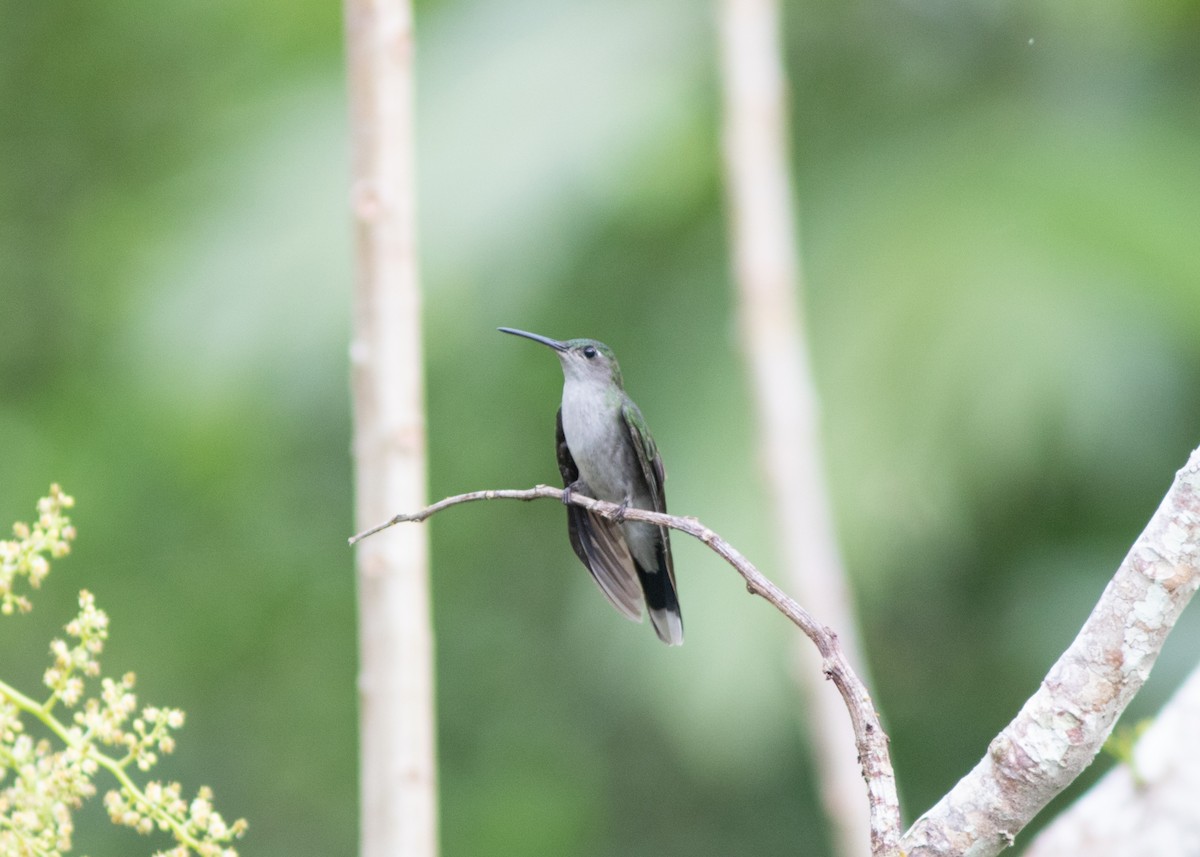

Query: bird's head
left=499, top=327, right=624, bottom=388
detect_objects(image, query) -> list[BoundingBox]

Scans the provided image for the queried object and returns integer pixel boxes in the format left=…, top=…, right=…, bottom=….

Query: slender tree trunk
left=716, top=1, right=874, bottom=854
left=344, top=2, right=438, bottom=856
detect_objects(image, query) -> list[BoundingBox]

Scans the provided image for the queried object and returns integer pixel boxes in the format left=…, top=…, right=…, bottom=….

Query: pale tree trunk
left=344, top=1, right=439, bottom=856
left=1021, top=661, right=1200, bottom=857
left=716, top=1, right=874, bottom=855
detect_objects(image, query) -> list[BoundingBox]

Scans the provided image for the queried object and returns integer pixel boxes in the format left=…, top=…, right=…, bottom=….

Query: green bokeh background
left=3, top=0, right=1199, bottom=854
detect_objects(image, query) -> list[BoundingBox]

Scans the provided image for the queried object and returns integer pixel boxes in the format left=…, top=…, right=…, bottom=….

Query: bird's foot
left=562, top=481, right=585, bottom=506
left=613, top=498, right=630, bottom=524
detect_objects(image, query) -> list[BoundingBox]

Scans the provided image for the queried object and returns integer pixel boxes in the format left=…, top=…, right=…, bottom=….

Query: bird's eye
left=582, top=346, right=597, bottom=359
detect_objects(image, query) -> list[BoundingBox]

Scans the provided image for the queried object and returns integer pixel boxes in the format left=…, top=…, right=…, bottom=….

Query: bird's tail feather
left=635, top=552, right=683, bottom=646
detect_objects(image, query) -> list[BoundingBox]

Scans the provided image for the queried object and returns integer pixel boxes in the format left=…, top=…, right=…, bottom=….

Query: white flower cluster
left=0, top=483, right=75, bottom=615
left=0, top=489, right=248, bottom=857
left=105, top=783, right=248, bottom=857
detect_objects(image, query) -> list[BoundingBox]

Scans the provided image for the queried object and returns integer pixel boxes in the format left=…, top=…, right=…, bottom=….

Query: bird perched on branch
left=499, top=327, right=683, bottom=646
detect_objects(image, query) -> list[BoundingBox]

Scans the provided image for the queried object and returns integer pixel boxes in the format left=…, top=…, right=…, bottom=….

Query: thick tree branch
left=901, top=446, right=1200, bottom=856
left=1021, top=660, right=1200, bottom=856
left=350, top=486, right=903, bottom=855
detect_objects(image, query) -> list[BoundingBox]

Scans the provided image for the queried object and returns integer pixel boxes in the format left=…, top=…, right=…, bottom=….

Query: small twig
left=350, top=485, right=903, bottom=855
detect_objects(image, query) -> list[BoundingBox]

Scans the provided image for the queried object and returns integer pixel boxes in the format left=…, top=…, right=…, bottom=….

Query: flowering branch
left=0, top=487, right=247, bottom=857
left=350, top=484, right=903, bottom=854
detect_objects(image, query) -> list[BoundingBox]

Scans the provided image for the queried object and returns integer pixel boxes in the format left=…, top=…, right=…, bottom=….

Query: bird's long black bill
left=498, top=327, right=567, bottom=352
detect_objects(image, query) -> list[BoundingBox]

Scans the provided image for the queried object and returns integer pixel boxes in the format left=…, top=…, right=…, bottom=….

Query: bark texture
left=1021, top=661, right=1200, bottom=856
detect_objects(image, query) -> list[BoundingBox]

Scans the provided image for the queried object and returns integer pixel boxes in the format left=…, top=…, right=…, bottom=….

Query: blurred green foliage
left=2, top=0, right=1199, bottom=854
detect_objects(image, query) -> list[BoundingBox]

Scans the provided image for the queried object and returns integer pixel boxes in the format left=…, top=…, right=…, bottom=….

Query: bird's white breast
left=560, top=378, right=636, bottom=504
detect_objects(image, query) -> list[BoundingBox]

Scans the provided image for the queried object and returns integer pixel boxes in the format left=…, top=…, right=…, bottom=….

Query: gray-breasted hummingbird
left=499, top=327, right=684, bottom=646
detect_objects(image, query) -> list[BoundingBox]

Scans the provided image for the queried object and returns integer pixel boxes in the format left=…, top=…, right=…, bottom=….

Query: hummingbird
left=499, top=327, right=684, bottom=646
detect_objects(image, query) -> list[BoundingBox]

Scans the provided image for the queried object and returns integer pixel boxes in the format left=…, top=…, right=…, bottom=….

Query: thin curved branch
left=902, top=446, right=1200, bottom=856
left=350, top=485, right=904, bottom=855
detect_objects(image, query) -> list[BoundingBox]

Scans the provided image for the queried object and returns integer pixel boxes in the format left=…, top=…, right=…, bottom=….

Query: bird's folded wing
left=572, top=506, right=644, bottom=622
